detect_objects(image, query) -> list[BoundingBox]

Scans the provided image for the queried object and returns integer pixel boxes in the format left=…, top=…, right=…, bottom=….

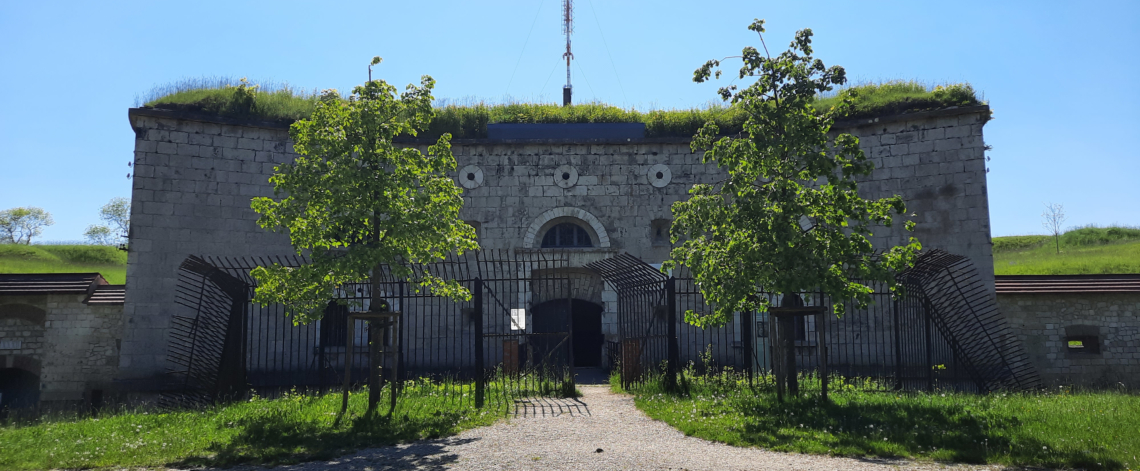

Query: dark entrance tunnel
left=0, top=368, right=40, bottom=410
left=531, top=299, right=604, bottom=367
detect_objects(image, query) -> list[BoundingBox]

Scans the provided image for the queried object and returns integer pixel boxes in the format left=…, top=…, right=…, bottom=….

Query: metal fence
left=165, top=251, right=577, bottom=410
left=590, top=251, right=1038, bottom=393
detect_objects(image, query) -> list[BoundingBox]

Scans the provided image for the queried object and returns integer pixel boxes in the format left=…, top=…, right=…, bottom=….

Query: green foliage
left=0, top=382, right=506, bottom=470
left=0, top=244, right=127, bottom=283
left=250, top=62, right=478, bottom=323
left=665, top=20, right=920, bottom=327
left=142, top=77, right=321, bottom=123
left=992, top=235, right=1051, bottom=253
left=142, top=80, right=978, bottom=138
left=814, top=81, right=982, bottom=121
left=625, top=373, right=1139, bottom=470
left=0, top=207, right=54, bottom=245
left=83, top=225, right=115, bottom=245
left=1061, top=225, right=1140, bottom=246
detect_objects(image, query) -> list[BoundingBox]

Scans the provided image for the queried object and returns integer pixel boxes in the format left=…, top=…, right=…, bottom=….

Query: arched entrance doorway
left=0, top=368, right=40, bottom=411
left=531, top=299, right=604, bottom=367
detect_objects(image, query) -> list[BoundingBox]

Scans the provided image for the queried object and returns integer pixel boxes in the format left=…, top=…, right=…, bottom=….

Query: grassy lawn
left=625, top=375, right=1139, bottom=470
left=0, top=381, right=511, bottom=470
left=992, top=226, right=1140, bottom=275
left=0, top=244, right=126, bottom=284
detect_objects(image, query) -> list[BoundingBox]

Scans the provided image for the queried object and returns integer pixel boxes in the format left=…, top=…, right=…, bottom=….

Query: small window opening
left=541, top=223, right=593, bottom=248
left=1065, top=335, right=1101, bottom=354
left=651, top=219, right=672, bottom=247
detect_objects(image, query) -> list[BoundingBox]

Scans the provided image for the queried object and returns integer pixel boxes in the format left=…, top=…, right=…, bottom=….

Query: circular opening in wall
left=656, top=171, right=664, bottom=179
left=466, top=173, right=475, bottom=181
left=562, top=172, right=571, bottom=180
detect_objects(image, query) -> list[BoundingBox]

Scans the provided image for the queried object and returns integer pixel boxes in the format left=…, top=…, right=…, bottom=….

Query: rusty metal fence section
left=899, top=250, right=1041, bottom=392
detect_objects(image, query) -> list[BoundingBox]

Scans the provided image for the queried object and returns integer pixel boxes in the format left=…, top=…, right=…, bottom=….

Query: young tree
left=1042, top=202, right=1066, bottom=254
left=664, top=20, right=921, bottom=328
left=250, top=57, right=479, bottom=324
left=99, top=197, right=131, bottom=241
left=0, top=207, right=54, bottom=245
left=83, top=225, right=116, bottom=245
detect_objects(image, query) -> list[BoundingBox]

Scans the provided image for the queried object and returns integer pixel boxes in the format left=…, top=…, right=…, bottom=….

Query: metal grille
left=165, top=251, right=576, bottom=410
left=589, top=252, right=1022, bottom=393
left=898, top=250, right=1041, bottom=392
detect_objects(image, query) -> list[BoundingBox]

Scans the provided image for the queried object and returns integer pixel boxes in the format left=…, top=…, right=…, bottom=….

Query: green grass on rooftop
left=0, top=244, right=127, bottom=284
left=138, top=78, right=982, bottom=138
left=992, top=226, right=1140, bottom=275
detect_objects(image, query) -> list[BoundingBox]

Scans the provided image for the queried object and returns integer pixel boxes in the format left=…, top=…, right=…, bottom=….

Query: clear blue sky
left=1, top=0, right=1137, bottom=241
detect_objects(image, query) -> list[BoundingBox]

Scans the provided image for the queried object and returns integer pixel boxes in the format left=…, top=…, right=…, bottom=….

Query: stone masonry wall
left=1, top=295, right=122, bottom=403
left=120, top=106, right=995, bottom=382
left=999, top=293, right=1140, bottom=387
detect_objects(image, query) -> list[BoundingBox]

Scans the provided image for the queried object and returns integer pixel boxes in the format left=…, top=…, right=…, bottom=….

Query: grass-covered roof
left=138, top=78, right=983, bottom=139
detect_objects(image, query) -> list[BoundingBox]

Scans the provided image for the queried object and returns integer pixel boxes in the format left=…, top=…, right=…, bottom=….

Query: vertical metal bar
left=474, top=277, right=485, bottom=408
left=817, top=310, right=827, bottom=401
left=741, top=309, right=753, bottom=388
left=666, top=277, right=678, bottom=391
left=893, top=298, right=903, bottom=390
left=925, top=297, right=934, bottom=392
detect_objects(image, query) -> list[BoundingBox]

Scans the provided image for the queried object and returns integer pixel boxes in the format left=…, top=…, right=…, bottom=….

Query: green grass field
left=992, top=226, right=1140, bottom=275
left=625, top=373, right=1140, bottom=470
left=0, top=382, right=509, bottom=470
left=0, top=244, right=127, bottom=284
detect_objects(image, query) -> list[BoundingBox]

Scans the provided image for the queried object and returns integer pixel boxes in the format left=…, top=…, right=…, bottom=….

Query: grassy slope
left=628, top=376, right=1139, bottom=470
left=992, top=226, right=1140, bottom=275
left=0, top=384, right=501, bottom=470
left=140, top=78, right=982, bottom=139
left=0, top=245, right=127, bottom=284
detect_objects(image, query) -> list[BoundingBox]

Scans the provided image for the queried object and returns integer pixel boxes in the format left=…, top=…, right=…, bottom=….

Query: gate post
left=893, top=298, right=904, bottom=391
left=741, top=309, right=754, bottom=389
left=924, top=297, right=934, bottom=392
left=817, top=310, right=828, bottom=402
left=474, top=277, right=485, bottom=408
left=666, top=277, right=679, bottom=391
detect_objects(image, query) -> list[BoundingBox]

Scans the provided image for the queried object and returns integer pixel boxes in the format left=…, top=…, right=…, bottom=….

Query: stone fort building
left=4, top=102, right=1137, bottom=411
left=116, top=105, right=998, bottom=386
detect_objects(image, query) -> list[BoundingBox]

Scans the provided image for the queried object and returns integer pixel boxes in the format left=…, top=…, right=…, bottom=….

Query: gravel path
left=228, top=386, right=1007, bottom=471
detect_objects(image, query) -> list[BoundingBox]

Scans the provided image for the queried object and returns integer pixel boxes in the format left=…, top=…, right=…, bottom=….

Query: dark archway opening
left=0, top=368, right=40, bottom=411
left=531, top=299, right=604, bottom=367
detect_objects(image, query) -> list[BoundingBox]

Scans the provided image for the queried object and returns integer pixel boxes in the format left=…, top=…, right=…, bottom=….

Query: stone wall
left=0, top=295, right=122, bottom=403
left=120, top=105, right=995, bottom=382
left=999, top=293, right=1140, bottom=387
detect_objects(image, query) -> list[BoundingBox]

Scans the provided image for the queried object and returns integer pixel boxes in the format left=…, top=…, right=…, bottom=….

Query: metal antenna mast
left=562, top=0, right=573, bottom=106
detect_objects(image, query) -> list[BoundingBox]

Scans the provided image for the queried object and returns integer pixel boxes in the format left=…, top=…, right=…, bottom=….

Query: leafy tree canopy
left=83, top=225, right=116, bottom=245
left=251, top=59, right=479, bottom=323
left=663, top=20, right=922, bottom=328
left=0, top=207, right=54, bottom=245
left=99, top=197, right=131, bottom=239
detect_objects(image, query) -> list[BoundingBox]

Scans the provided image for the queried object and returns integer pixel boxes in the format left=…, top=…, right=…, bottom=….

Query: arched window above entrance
left=541, top=223, right=593, bottom=248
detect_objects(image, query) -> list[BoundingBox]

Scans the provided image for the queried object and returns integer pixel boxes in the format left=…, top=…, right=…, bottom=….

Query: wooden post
left=368, top=320, right=384, bottom=410
left=340, top=315, right=355, bottom=416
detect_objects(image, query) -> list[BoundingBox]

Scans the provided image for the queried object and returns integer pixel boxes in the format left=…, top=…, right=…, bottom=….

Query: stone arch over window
left=523, top=207, right=610, bottom=249
left=0, top=303, right=46, bottom=325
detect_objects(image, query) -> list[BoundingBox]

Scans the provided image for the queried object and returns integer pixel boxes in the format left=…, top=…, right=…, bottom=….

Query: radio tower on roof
left=561, top=0, right=573, bottom=106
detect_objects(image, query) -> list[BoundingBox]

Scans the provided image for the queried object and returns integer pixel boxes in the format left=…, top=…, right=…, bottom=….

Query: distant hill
left=0, top=244, right=127, bottom=284
left=992, top=226, right=1140, bottom=275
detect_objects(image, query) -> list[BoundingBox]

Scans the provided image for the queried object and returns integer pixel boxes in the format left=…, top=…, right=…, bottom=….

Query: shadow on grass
left=730, top=395, right=1123, bottom=470
left=172, top=407, right=480, bottom=468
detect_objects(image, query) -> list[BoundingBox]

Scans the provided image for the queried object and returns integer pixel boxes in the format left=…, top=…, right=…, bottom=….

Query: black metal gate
left=165, top=251, right=576, bottom=410
left=590, top=251, right=1040, bottom=393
